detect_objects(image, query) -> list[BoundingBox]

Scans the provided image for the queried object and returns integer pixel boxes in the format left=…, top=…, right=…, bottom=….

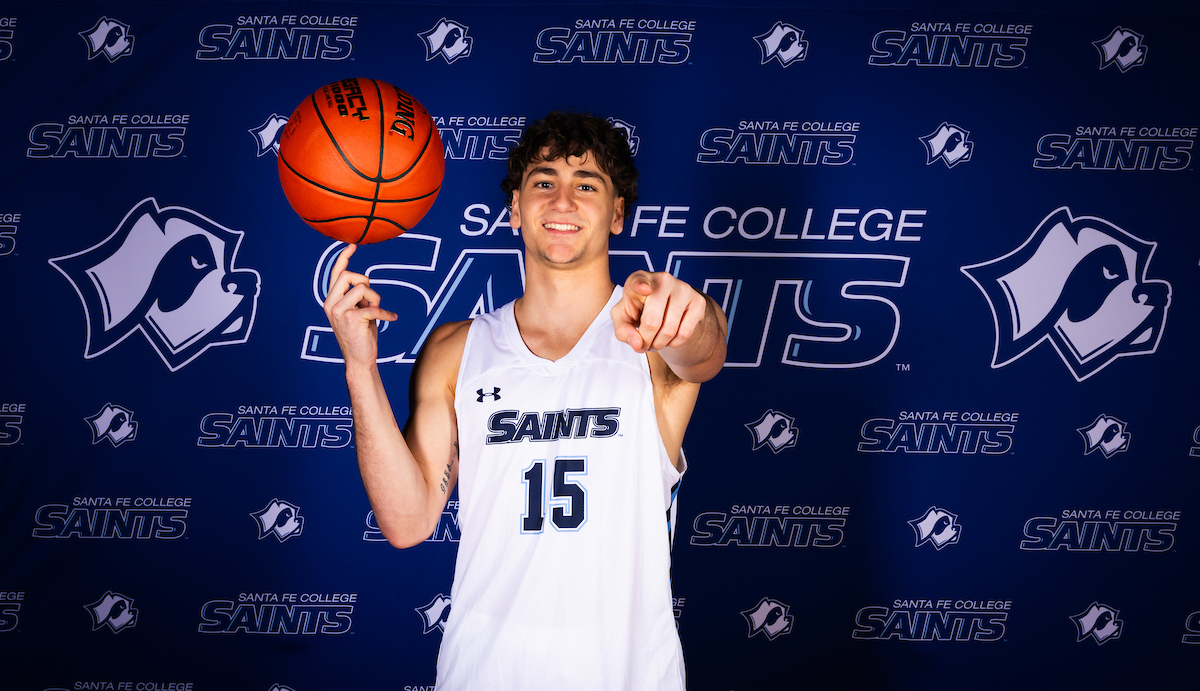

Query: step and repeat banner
left=1, top=1, right=1197, bottom=688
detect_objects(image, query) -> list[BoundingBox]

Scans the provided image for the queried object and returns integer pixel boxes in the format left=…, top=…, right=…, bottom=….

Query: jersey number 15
left=522, top=457, right=587, bottom=533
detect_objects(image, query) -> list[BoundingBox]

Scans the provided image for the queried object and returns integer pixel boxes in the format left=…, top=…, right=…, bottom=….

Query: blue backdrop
left=1, top=1, right=1197, bottom=689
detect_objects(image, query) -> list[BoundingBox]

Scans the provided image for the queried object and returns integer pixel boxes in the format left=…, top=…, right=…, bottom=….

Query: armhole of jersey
left=666, top=449, right=685, bottom=549
left=451, top=319, right=478, bottom=419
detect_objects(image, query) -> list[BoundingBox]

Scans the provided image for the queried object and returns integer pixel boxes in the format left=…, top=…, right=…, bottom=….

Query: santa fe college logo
left=909, top=506, right=961, bottom=549
left=420, top=18, right=472, bottom=63
left=607, top=117, right=641, bottom=156
left=742, top=597, right=794, bottom=640
left=745, top=409, right=798, bottom=454
left=533, top=16, right=693, bottom=64
left=755, top=22, right=808, bottom=67
left=961, top=207, right=1171, bottom=381
left=86, top=403, right=138, bottom=447
left=250, top=114, right=288, bottom=156
left=1093, top=27, right=1146, bottom=72
left=80, top=17, right=134, bottom=62
left=920, top=122, right=972, bottom=168
left=1078, top=414, right=1131, bottom=458
left=1072, top=602, right=1122, bottom=644
left=86, top=591, right=138, bottom=632
left=50, top=198, right=261, bottom=371
left=416, top=593, right=452, bottom=634
left=196, top=15, right=355, bottom=60
left=252, top=499, right=304, bottom=542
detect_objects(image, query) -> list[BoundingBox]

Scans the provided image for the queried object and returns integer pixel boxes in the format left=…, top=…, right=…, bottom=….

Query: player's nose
left=549, top=184, right=576, bottom=211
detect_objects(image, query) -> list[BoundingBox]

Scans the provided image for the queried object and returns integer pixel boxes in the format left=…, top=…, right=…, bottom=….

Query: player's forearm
left=659, top=294, right=727, bottom=383
left=346, top=363, right=440, bottom=548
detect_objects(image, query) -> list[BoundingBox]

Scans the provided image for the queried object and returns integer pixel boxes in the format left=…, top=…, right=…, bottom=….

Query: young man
left=324, top=112, right=726, bottom=689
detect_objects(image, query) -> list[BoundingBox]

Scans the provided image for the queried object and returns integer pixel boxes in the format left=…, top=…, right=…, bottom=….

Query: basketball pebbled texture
left=278, top=77, right=444, bottom=244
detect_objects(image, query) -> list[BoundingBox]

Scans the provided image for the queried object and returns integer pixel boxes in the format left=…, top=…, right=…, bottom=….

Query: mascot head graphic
left=51, top=198, right=260, bottom=371
left=962, top=207, right=1170, bottom=381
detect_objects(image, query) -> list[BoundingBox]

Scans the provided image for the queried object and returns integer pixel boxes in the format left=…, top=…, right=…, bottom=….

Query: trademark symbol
left=895, top=363, right=911, bottom=372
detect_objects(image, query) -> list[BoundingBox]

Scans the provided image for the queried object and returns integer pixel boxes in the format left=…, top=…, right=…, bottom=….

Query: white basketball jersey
left=437, top=286, right=686, bottom=690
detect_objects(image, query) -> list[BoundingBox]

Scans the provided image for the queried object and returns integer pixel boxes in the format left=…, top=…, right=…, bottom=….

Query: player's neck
left=514, top=266, right=615, bottom=361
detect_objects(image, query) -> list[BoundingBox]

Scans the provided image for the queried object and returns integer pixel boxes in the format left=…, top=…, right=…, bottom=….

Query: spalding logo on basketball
left=278, top=78, right=444, bottom=244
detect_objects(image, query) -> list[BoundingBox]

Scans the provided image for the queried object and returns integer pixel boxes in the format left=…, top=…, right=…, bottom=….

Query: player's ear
left=609, top=195, right=625, bottom=236
left=509, top=190, right=522, bottom=230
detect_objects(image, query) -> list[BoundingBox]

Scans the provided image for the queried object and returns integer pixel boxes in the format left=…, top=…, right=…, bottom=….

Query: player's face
left=510, top=151, right=624, bottom=269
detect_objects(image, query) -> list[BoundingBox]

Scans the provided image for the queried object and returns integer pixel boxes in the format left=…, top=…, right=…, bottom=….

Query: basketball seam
left=382, top=117, right=435, bottom=183
left=279, top=154, right=439, bottom=203
left=309, top=215, right=409, bottom=231
left=361, top=80, right=387, bottom=244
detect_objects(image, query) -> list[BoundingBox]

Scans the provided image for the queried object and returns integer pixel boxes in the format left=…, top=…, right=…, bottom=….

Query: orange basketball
left=278, top=78, right=444, bottom=244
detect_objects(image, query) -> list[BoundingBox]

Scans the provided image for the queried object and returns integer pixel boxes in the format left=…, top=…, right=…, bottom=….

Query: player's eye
left=578, top=183, right=595, bottom=192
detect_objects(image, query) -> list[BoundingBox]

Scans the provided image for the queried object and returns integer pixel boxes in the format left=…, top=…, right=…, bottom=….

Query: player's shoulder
left=426, top=319, right=472, bottom=350
left=413, top=320, right=472, bottom=387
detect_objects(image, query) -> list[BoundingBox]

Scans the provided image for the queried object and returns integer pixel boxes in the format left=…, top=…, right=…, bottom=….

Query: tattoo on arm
left=440, top=442, right=457, bottom=494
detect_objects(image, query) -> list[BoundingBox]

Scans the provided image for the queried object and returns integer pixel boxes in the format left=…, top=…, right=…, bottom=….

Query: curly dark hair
left=501, top=111, right=638, bottom=212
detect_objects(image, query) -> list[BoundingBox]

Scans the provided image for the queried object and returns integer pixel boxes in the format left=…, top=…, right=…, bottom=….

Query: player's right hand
left=323, top=244, right=397, bottom=368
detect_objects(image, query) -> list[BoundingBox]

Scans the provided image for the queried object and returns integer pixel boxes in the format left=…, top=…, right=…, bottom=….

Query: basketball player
left=323, top=112, right=727, bottom=689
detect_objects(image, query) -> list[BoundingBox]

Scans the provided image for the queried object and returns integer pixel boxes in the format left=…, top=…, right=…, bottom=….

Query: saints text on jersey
left=486, top=408, right=621, bottom=444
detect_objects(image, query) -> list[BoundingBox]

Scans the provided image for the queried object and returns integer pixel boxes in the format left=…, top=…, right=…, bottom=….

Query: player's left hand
left=613, top=271, right=709, bottom=354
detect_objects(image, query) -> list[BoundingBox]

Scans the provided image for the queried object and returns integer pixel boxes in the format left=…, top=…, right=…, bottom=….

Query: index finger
left=330, top=243, right=358, bottom=285
left=624, top=272, right=652, bottom=303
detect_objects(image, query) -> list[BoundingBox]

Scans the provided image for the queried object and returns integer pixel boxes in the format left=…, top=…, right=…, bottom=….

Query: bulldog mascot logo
left=51, top=198, right=260, bottom=371
left=962, top=207, right=1171, bottom=381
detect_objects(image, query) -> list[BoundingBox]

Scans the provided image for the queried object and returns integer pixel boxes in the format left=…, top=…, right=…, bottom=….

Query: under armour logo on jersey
left=86, top=591, right=138, bottom=633
left=476, top=387, right=501, bottom=402
left=79, top=17, right=134, bottom=62
left=1072, top=602, right=1123, bottom=644
left=416, top=593, right=452, bottom=634
left=1093, top=27, right=1146, bottom=72
left=745, top=409, right=798, bottom=454
left=755, top=21, right=808, bottom=67
left=1078, top=414, right=1130, bottom=458
left=86, top=403, right=138, bottom=447
left=419, top=18, right=472, bottom=64
left=909, top=506, right=961, bottom=550
left=742, top=597, right=794, bottom=640
left=920, top=122, right=973, bottom=168
left=252, top=499, right=304, bottom=542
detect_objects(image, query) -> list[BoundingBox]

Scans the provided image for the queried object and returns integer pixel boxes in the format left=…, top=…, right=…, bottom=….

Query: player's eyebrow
left=526, top=165, right=608, bottom=186
left=571, top=169, right=606, bottom=184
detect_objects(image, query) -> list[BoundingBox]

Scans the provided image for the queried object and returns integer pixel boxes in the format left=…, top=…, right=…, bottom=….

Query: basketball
left=278, top=78, right=444, bottom=244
